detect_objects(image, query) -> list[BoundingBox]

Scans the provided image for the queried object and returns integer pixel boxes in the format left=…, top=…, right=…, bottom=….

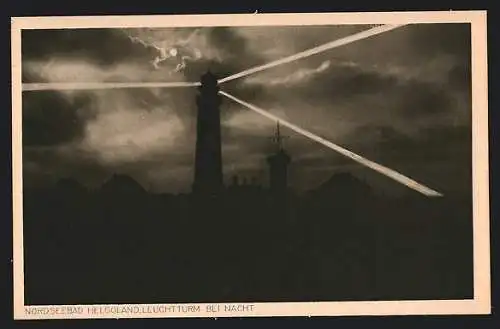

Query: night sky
left=21, top=23, right=472, bottom=196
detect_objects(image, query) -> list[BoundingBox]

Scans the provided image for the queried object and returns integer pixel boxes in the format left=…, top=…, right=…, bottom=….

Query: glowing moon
left=169, top=48, right=178, bottom=57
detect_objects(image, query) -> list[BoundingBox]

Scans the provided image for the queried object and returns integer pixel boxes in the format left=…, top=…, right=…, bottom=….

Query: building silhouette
left=267, top=121, right=291, bottom=197
left=192, top=71, right=223, bottom=197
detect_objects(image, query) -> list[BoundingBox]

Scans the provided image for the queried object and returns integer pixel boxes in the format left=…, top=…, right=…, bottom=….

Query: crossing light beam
left=22, top=81, right=201, bottom=92
left=220, top=90, right=443, bottom=197
left=218, top=24, right=407, bottom=84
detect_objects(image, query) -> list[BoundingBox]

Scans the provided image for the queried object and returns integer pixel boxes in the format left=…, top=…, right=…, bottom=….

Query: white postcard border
left=11, top=10, right=490, bottom=319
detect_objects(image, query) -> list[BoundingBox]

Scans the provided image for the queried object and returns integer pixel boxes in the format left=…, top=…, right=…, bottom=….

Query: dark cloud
left=207, top=28, right=258, bottom=66
left=183, top=27, right=268, bottom=81
left=22, top=29, right=153, bottom=67
left=306, top=63, right=401, bottom=100
left=408, top=23, right=471, bottom=60
left=394, top=83, right=454, bottom=119
left=22, top=91, right=93, bottom=146
left=447, top=62, right=472, bottom=92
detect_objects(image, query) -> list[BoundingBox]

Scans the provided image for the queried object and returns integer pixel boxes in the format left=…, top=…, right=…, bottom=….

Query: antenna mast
left=272, top=121, right=287, bottom=151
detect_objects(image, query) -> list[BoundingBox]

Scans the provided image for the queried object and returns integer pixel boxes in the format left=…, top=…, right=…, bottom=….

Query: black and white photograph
left=11, top=11, right=490, bottom=319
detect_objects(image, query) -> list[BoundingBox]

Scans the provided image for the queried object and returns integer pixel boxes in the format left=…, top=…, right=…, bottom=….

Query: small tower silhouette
left=192, top=70, right=223, bottom=197
left=266, top=121, right=291, bottom=196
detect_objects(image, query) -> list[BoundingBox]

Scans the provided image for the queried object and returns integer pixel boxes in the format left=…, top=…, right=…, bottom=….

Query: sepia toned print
left=11, top=11, right=490, bottom=319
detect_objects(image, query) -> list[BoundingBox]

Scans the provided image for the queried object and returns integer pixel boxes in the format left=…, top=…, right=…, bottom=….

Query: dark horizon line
left=22, top=172, right=472, bottom=200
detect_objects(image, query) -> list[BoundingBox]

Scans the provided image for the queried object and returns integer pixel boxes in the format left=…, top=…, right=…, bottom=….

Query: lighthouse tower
left=192, top=71, right=223, bottom=197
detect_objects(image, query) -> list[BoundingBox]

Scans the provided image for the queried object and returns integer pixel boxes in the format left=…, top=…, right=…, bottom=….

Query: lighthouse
left=192, top=71, right=223, bottom=197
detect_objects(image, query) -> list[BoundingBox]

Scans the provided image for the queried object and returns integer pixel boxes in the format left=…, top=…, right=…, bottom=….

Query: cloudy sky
left=21, top=23, right=472, bottom=196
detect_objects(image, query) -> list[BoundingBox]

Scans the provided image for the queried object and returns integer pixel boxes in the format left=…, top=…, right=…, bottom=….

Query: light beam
left=220, top=90, right=443, bottom=197
left=22, top=81, right=201, bottom=92
left=218, top=24, right=407, bottom=84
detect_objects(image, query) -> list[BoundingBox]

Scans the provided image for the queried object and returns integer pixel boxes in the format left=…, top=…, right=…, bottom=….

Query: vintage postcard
left=11, top=11, right=490, bottom=319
